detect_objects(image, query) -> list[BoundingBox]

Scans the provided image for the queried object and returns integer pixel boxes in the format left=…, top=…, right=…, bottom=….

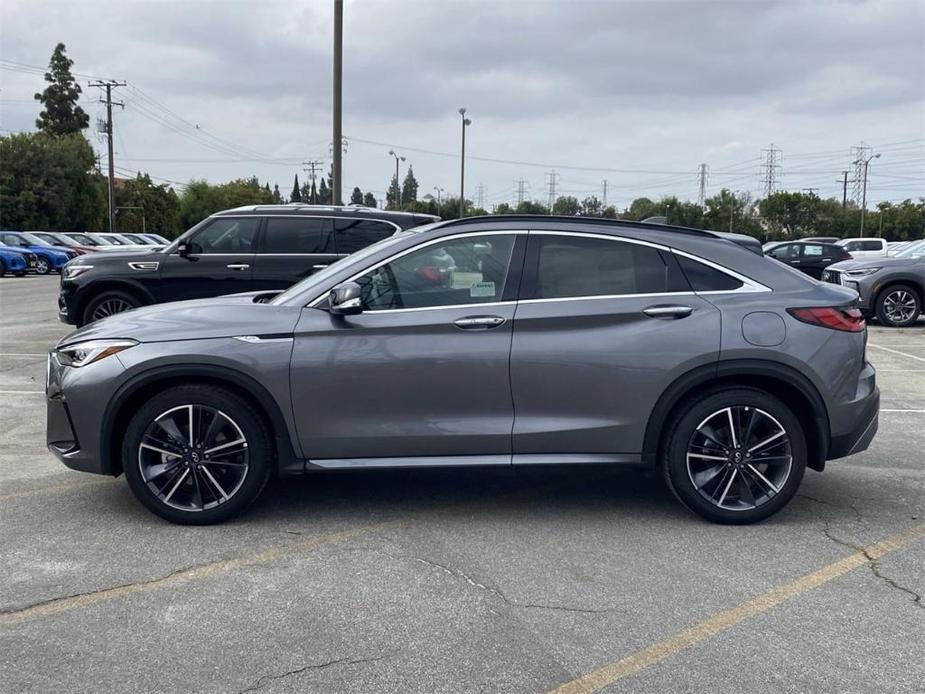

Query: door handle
left=312, top=264, right=330, bottom=270
left=642, top=305, right=693, bottom=319
left=226, top=264, right=250, bottom=271
left=454, top=315, right=506, bottom=330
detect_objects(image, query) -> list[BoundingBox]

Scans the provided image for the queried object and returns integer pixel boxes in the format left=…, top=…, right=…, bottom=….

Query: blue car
left=0, top=231, right=74, bottom=275
left=0, top=245, right=36, bottom=277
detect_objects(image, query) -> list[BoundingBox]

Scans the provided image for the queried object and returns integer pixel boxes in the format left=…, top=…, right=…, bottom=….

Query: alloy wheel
left=35, top=258, right=50, bottom=274
left=685, top=406, right=792, bottom=511
left=882, top=290, right=917, bottom=324
left=138, top=404, right=250, bottom=511
left=91, top=297, right=133, bottom=320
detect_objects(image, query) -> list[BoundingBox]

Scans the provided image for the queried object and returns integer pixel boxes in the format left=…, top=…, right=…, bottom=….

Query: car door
left=509, top=231, right=721, bottom=462
left=798, top=243, right=827, bottom=279
left=289, top=231, right=525, bottom=464
left=155, top=216, right=259, bottom=302
left=251, top=216, right=339, bottom=291
left=768, top=243, right=803, bottom=271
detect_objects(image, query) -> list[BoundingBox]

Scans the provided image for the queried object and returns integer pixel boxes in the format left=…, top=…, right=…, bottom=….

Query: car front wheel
left=82, top=290, right=141, bottom=325
left=875, top=284, right=921, bottom=327
left=35, top=257, right=50, bottom=275
left=662, top=388, right=806, bottom=524
left=122, top=384, right=273, bottom=525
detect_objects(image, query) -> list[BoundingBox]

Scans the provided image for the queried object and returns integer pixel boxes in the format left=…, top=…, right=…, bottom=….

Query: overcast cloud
left=1, top=0, right=922, bottom=209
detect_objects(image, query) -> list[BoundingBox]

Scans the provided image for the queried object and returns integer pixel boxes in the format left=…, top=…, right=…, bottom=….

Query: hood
left=59, top=294, right=302, bottom=347
left=28, top=244, right=70, bottom=258
left=828, top=256, right=920, bottom=272
left=70, top=248, right=160, bottom=263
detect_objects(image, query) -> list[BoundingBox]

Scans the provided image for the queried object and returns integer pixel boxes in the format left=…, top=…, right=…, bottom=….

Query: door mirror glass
left=329, top=281, right=364, bottom=315
left=177, top=241, right=190, bottom=257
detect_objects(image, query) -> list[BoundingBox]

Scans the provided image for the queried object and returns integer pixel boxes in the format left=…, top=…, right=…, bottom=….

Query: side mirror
left=328, top=281, right=364, bottom=315
left=177, top=241, right=190, bottom=258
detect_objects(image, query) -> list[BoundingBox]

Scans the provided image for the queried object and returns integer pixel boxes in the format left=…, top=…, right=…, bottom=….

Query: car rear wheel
left=875, top=284, right=921, bottom=327
left=0, top=258, right=5, bottom=277
left=82, top=290, right=140, bottom=325
left=35, top=257, right=50, bottom=275
left=662, top=388, right=806, bottom=524
left=122, top=384, right=272, bottom=525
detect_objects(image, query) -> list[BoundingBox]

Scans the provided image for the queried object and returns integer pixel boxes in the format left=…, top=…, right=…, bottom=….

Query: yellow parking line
left=550, top=523, right=925, bottom=694
left=0, top=519, right=406, bottom=626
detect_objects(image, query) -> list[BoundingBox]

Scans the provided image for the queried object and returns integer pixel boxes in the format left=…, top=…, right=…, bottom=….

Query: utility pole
left=458, top=107, right=471, bottom=218
left=836, top=171, right=850, bottom=208
left=802, top=188, right=819, bottom=196
left=761, top=144, right=781, bottom=197
left=602, top=179, right=609, bottom=208
left=696, top=163, right=709, bottom=206
left=302, top=160, right=323, bottom=203
left=545, top=170, right=560, bottom=211
left=433, top=186, right=444, bottom=208
left=855, top=151, right=881, bottom=237
left=89, top=80, right=126, bottom=232
left=331, top=0, right=343, bottom=205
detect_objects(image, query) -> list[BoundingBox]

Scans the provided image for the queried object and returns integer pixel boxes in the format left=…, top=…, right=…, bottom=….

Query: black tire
left=81, top=289, right=141, bottom=325
left=34, top=257, right=51, bottom=275
left=875, top=284, right=921, bottom=328
left=662, top=387, right=807, bottom=524
left=122, top=384, right=273, bottom=525
left=0, top=258, right=5, bottom=277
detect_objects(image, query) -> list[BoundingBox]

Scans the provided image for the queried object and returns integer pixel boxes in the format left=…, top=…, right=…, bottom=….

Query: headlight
left=62, top=264, right=93, bottom=280
left=845, top=267, right=882, bottom=277
left=55, top=339, right=137, bottom=367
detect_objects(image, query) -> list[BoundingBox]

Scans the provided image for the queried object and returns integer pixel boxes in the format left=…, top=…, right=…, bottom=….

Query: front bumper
left=58, top=279, right=78, bottom=324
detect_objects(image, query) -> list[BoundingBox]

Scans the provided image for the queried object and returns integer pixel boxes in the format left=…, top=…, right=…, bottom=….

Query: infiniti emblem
left=190, top=451, right=201, bottom=463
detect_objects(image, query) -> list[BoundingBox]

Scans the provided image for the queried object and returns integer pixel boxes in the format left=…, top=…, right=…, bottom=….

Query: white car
left=836, top=237, right=888, bottom=258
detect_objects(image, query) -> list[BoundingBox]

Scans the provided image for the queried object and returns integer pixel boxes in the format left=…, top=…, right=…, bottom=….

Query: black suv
left=59, top=205, right=438, bottom=326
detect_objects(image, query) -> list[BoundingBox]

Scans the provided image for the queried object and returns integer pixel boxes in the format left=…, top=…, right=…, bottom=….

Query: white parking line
left=0, top=353, right=47, bottom=357
left=880, top=409, right=925, bottom=413
left=868, top=343, right=925, bottom=363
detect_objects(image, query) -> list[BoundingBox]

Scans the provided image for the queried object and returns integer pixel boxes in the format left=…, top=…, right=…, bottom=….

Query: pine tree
left=363, top=192, right=377, bottom=208
left=350, top=186, right=364, bottom=205
left=34, top=43, right=89, bottom=135
left=290, top=174, right=301, bottom=203
left=318, top=177, right=330, bottom=204
left=401, top=166, right=419, bottom=204
left=386, top=175, right=401, bottom=209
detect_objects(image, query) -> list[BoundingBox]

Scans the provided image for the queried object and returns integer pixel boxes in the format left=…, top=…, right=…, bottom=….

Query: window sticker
left=469, top=281, right=496, bottom=297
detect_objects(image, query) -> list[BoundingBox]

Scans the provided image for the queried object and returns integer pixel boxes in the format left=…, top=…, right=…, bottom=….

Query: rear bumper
left=828, top=383, right=879, bottom=460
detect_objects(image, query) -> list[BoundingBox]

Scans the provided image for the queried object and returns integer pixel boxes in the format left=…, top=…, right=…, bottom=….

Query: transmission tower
left=602, top=179, right=609, bottom=208
left=476, top=184, right=485, bottom=209
left=696, top=163, right=709, bottom=206
left=851, top=142, right=872, bottom=207
left=514, top=178, right=526, bottom=206
left=761, top=144, right=782, bottom=197
left=545, top=170, right=560, bottom=210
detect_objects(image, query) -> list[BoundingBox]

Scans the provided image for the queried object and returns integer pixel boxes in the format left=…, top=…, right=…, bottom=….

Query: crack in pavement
left=237, top=654, right=392, bottom=693
left=822, top=527, right=924, bottom=611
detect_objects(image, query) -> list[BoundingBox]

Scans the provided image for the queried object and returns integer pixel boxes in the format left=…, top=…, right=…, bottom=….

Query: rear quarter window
left=676, top=255, right=744, bottom=291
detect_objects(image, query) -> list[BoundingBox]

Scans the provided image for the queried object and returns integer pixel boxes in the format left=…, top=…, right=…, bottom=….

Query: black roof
left=215, top=203, right=438, bottom=224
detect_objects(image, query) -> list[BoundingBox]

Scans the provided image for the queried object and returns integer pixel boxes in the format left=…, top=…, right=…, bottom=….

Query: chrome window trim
left=345, top=300, right=517, bottom=315
left=307, top=230, right=526, bottom=309
left=519, top=292, right=697, bottom=305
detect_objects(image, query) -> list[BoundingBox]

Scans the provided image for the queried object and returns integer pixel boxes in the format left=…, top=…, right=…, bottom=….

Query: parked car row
left=0, top=230, right=169, bottom=276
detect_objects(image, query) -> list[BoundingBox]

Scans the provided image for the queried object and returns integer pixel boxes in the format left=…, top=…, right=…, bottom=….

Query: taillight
left=787, top=307, right=866, bottom=332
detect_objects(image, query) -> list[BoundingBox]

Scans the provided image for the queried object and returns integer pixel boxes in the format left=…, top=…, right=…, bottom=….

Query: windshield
left=269, top=232, right=413, bottom=306
left=895, top=239, right=925, bottom=258
left=88, top=234, right=115, bottom=245
left=119, top=234, right=147, bottom=245
left=21, top=232, right=53, bottom=246
left=67, top=233, right=98, bottom=245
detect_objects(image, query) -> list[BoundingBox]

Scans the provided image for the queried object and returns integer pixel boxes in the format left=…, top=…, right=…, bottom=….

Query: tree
left=350, top=186, right=364, bottom=205
left=34, top=43, right=89, bottom=136
left=494, top=202, right=514, bottom=214
left=704, top=189, right=763, bottom=238
left=515, top=200, right=548, bottom=214
left=114, top=173, right=181, bottom=237
left=624, top=197, right=661, bottom=221
left=386, top=175, right=401, bottom=210
left=601, top=206, right=618, bottom=219
left=363, top=192, right=377, bottom=208
left=317, top=177, right=330, bottom=204
left=552, top=196, right=581, bottom=215
left=580, top=196, right=603, bottom=217
left=401, top=166, right=419, bottom=204
left=0, top=131, right=105, bottom=231
left=178, top=178, right=273, bottom=228
left=290, top=174, right=301, bottom=203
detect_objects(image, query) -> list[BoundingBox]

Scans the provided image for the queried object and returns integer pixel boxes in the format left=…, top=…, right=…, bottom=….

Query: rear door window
left=334, top=219, right=397, bottom=255
left=800, top=244, right=824, bottom=257
left=262, top=218, right=334, bottom=254
left=860, top=240, right=883, bottom=251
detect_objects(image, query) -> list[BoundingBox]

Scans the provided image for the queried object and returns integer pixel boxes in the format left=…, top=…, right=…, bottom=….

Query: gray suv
left=46, top=216, right=879, bottom=525
left=822, top=239, right=924, bottom=327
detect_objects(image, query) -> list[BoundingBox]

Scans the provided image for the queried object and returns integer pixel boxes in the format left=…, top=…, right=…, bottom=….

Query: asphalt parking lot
left=1, top=274, right=922, bottom=693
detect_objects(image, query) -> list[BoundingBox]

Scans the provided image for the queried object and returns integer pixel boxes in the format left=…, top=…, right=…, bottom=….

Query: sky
left=1, top=0, right=923, bottom=210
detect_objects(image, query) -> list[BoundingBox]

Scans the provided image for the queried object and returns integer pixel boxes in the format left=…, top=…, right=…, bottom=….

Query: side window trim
left=307, top=230, right=527, bottom=309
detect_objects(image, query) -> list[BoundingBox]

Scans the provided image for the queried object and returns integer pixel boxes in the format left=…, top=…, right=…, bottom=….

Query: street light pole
left=388, top=149, right=405, bottom=209
left=856, top=152, right=880, bottom=237
left=458, top=107, right=471, bottom=218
